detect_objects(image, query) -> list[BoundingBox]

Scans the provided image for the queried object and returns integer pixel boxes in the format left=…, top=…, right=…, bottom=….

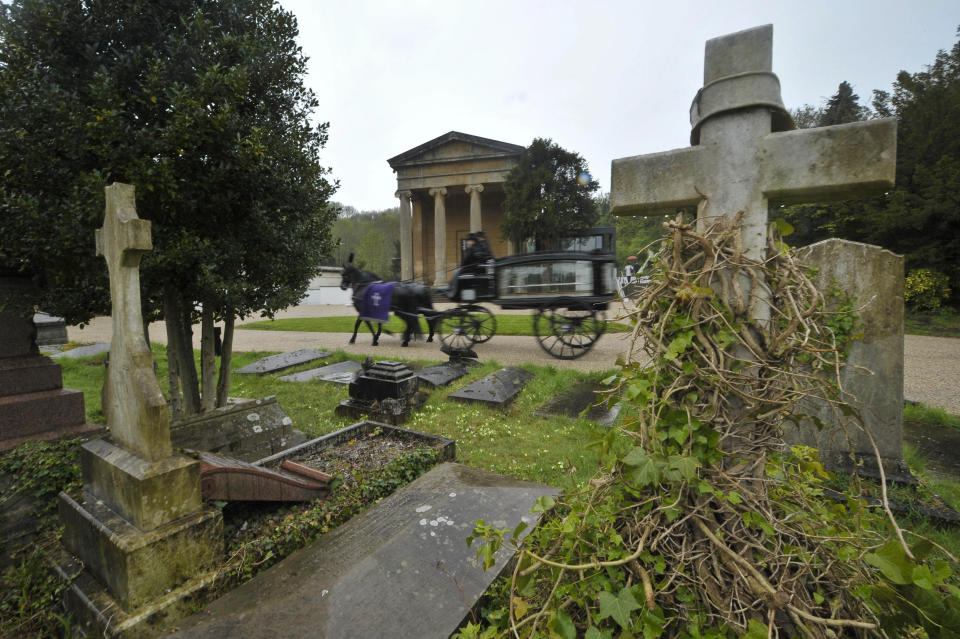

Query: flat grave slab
left=236, top=349, right=331, bottom=375
left=51, top=343, right=110, bottom=359
left=533, top=380, right=621, bottom=427
left=415, top=361, right=470, bottom=388
left=448, top=367, right=533, bottom=407
left=170, top=462, right=557, bottom=639
left=278, top=359, right=361, bottom=384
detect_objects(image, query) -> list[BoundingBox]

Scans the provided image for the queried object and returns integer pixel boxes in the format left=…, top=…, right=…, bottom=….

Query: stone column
left=396, top=190, right=413, bottom=281
left=429, top=187, right=448, bottom=286
left=465, top=184, right=484, bottom=233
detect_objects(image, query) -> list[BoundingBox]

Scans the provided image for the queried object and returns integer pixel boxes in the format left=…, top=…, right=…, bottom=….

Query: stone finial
left=97, top=183, right=172, bottom=462
left=689, top=23, right=793, bottom=144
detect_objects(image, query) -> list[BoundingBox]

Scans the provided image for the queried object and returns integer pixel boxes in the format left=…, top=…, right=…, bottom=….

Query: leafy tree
left=328, top=205, right=400, bottom=278
left=0, top=0, right=338, bottom=415
left=501, top=138, right=600, bottom=249
left=775, top=28, right=960, bottom=305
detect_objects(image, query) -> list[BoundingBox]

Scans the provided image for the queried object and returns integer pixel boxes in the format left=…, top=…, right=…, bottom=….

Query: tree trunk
left=163, top=287, right=200, bottom=415
left=167, top=334, right=182, bottom=422
left=216, top=314, right=235, bottom=408
left=200, top=306, right=216, bottom=412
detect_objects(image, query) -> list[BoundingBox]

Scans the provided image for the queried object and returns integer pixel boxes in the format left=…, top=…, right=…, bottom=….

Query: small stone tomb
left=534, top=380, right=621, bottom=427
left=416, top=361, right=471, bottom=388
left=784, top=239, right=908, bottom=477
left=169, top=462, right=557, bottom=639
left=449, top=366, right=533, bottom=407
left=235, top=348, right=331, bottom=375
left=170, top=395, right=306, bottom=462
left=335, top=360, right=420, bottom=424
left=278, top=359, right=362, bottom=384
left=33, top=312, right=67, bottom=346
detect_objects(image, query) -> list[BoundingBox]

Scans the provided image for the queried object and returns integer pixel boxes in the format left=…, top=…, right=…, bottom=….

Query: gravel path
left=65, top=304, right=960, bottom=414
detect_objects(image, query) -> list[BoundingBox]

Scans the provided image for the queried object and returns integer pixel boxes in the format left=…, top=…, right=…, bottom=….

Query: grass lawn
left=237, top=314, right=630, bottom=337
left=58, top=345, right=623, bottom=488
left=905, top=309, right=960, bottom=338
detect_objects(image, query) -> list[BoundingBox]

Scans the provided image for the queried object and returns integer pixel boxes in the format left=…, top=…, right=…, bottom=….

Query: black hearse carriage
left=439, top=250, right=617, bottom=359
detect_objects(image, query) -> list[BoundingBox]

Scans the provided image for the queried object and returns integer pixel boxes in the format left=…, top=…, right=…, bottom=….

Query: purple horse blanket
left=359, top=282, right=396, bottom=323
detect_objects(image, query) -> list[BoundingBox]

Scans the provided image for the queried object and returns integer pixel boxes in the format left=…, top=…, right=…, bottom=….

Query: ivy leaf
left=550, top=609, right=576, bottom=639
left=597, top=588, right=641, bottom=629
left=532, top=495, right=555, bottom=513
left=585, top=627, right=613, bottom=639
left=512, top=597, right=529, bottom=620
left=864, top=540, right=911, bottom=585
left=742, top=619, right=769, bottom=639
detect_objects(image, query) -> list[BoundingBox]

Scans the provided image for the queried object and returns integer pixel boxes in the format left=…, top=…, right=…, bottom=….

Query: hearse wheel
left=534, top=299, right=604, bottom=360
left=438, top=304, right=497, bottom=349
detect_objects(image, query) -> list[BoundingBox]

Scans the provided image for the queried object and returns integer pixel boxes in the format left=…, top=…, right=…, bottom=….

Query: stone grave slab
left=169, top=462, right=558, bottom=639
left=448, top=367, right=533, bottom=407
left=51, top=342, right=110, bottom=359
left=235, top=348, right=331, bottom=375
left=534, top=380, right=622, bottom=427
left=416, top=361, right=470, bottom=388
left=278, top=359, right=361, bottom=384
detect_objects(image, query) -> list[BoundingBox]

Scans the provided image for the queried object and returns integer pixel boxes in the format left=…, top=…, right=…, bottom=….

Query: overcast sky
left=280, top=0, right=958, bottom=212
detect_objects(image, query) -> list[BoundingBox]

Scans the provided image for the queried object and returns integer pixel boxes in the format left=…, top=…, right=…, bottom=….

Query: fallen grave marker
left=278, top=359, right=362, bottom=384
left=235, top=348, right=331, bottom=375
left=448, top=366, right=533, bottom=407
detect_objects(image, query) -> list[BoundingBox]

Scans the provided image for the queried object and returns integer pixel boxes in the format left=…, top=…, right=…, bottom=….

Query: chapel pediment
left=388, top=131, right=524, bottom=168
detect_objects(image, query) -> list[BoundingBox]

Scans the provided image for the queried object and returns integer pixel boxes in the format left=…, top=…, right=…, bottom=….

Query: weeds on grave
left=221, top=447, right=440, bottom=584
left=460, top=213, right=960, bottom=638
left=0, top=438, right=85, bottom=638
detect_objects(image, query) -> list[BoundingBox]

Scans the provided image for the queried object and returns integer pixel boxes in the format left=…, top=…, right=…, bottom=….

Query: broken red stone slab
left=195, top=450, right=331, bottom=502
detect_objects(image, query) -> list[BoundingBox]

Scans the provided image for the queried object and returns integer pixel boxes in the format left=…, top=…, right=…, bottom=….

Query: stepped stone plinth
left=0, top=276, right=102, bottom=452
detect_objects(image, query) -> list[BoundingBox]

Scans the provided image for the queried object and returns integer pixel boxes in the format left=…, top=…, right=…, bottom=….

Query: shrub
left=905, top=268, right=951, bottom=312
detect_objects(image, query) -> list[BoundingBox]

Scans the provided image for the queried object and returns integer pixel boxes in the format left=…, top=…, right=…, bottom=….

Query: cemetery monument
left=58, top=183, right=222, bottom=637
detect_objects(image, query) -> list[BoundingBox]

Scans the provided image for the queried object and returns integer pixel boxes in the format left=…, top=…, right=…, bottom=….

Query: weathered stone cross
left=611, top=24, right=896, bottom=268
left=95, top=183, right=172, bottom=462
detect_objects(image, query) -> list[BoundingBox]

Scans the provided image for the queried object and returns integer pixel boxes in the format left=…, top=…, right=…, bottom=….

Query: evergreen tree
left=0, top=0, right=338, bottom=413
left=818, top=81, right=869, bottom=125
left=501, top=138, right=600, bottom=249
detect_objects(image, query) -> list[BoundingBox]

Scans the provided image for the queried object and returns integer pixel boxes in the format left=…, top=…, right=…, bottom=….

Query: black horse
left=339, top=257, right=438, bottom=347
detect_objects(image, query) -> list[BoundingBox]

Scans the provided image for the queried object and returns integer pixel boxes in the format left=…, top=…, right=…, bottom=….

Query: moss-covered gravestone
left=58, top=184, right=222, bottom=637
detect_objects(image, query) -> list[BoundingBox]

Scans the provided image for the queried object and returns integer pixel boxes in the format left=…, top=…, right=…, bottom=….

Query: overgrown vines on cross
left=459, top=214, right=960, bottom=638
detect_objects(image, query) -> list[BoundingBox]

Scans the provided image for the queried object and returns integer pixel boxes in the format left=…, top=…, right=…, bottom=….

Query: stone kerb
left=784, top=238, right=906, bottom=469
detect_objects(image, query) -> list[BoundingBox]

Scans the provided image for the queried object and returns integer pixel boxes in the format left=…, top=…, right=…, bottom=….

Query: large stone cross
left=95, top=183, right=172, bottom=461
left=611, top=24, right=896, bottom=267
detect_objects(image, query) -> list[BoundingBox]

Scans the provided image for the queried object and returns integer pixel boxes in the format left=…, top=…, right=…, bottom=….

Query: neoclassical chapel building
left=388, top=131, right=524, bottom=286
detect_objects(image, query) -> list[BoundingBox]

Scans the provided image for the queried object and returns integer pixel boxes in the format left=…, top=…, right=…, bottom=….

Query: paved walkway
left=65, top=304, right=960, bottom=414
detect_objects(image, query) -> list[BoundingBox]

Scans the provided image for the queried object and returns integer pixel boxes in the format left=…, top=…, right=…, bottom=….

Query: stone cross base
left=78, top=438, right=203, bottom=531
left=53, top=510, right=222, bottom=639
left=58, top=492, right=221, bottom=611
left=58, top=437, right=222, bottom=633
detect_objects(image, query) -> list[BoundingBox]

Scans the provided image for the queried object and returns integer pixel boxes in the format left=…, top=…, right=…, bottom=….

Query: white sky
left=281, top=0, right=959, bottom=211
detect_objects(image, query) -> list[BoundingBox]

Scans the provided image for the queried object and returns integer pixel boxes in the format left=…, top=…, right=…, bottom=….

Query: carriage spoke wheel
left=534, top=299, right=604, bottom=359
left=438, top=304, right=496, bottom=349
